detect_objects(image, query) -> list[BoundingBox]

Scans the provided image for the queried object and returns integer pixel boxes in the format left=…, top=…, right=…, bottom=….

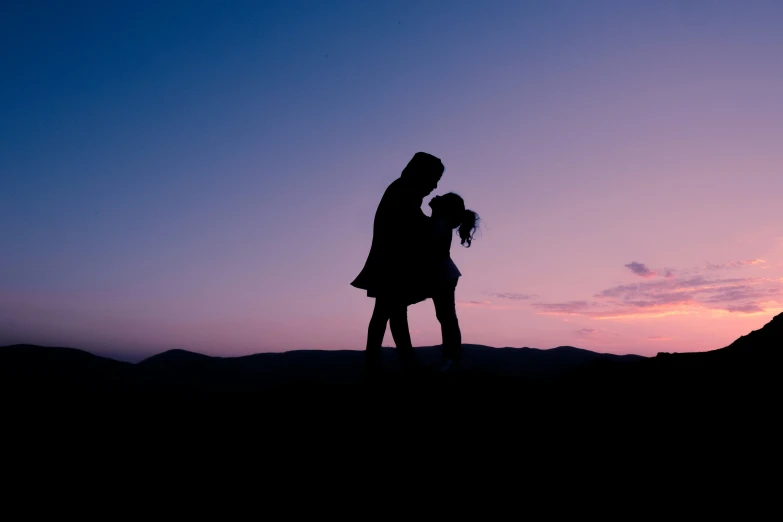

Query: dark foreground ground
left=2, top=314, right=780, bottom=496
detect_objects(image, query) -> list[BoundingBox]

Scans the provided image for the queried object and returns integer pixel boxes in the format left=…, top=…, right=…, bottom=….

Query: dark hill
left=0, top=340, right=644, bottom=397
left=716, top=310, right=782, bottom=357
left=0, top=344, right=134, bottom=393
left=2, top=312, right=779, bottom=402
left=130, top=343, right=645, bottom=391
left=139, top=348, right=216, bottom=368
left=566, top=312, right=782, bottom=406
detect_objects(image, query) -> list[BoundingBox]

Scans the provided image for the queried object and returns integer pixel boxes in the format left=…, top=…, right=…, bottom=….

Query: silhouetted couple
left=351, top=152, right=479, bottom=378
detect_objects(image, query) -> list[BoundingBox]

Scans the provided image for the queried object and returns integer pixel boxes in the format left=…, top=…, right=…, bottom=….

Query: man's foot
left=363, top=350, right=383, bottom=380
left=439, top=359, right=459, bottom=373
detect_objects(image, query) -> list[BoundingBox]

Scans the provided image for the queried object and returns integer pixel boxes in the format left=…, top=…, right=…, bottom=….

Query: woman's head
left=429, top=193, right=480, bottom=247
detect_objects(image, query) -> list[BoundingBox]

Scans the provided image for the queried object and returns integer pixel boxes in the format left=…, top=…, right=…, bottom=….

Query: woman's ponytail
left=458, top=209, right=480, bottom=247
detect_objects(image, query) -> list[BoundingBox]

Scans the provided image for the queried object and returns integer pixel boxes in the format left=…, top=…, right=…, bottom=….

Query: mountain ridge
left=1, top=311, right=779, bottom=396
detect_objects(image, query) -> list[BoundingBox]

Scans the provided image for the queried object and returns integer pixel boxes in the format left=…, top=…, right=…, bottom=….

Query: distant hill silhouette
left=0, top=344, right=135, bottom=393
left=132, top=343, right=646, bottom=393
left=711, top=310, right=782, bottom=357
left=645, top=310, right=780, bottom=379
left=563, top=312, right=782, bottom=409
left=0, top=342, right=643, bottom=394
left=2, top=312, right=779, bottom=405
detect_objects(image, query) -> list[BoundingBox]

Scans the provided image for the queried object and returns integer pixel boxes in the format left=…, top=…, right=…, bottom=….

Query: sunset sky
left=2, top=0, right=782, bottom=362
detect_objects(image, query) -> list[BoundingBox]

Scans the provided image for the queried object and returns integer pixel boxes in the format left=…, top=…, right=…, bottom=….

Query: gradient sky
left=2, top=0, right=782, bottom=362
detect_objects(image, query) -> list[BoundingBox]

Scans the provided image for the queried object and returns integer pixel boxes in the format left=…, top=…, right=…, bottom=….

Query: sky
left=2, top=0, right=782, bottom=362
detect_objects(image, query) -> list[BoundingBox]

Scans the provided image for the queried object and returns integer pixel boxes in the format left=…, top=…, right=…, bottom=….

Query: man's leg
left=388, top=303, right=418, bottom=374
left=364, top=298, right=389, bottom=377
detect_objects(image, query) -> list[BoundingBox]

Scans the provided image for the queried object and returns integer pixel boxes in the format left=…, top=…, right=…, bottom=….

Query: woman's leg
left=433, top=280, right=462, bottom=366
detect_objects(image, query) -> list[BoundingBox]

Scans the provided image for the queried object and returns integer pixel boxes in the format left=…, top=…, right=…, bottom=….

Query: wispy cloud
left=702, top=285, right=780, bottom=304
left=491, top=292, right=535, bottom=301
left=531, top=301, right=594, bottom=314
left=456, top=300, right=513, bottom=310
left=533, top=275, right=783, bottom=319
left=623, top=259, right=767, bottom=280
left=648, top=336, right=673, bottom=341
left=625, top=262, right=656, bottom=278
left=703, top=259, right=766, bottom=271
left=576, top=327, right=597, bottom=335
left=478, top=259, right=779, bottom=319
left=723, top=303, right=765, bottom=313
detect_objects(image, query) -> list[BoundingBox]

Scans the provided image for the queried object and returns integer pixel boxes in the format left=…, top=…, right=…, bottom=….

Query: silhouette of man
left=351, top=152, right=445, bottom=377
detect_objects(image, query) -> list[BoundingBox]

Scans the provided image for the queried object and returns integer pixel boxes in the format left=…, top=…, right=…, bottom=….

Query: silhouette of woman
left=351, top=152, right=445, bottom=376
left=426, top=193, right=480, bottom=372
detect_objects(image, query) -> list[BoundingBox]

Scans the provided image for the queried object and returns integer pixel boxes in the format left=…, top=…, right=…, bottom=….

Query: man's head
left=400, top=152, right=444, bottom=197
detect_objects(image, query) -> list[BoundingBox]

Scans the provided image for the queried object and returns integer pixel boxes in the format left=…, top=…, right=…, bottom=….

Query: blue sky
left=2, top=1, right=783, bottom=361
